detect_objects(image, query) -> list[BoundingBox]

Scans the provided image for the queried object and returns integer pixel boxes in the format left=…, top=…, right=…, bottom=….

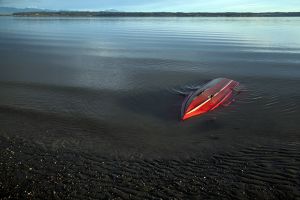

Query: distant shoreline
left=11, top=11, right=300, bottom=17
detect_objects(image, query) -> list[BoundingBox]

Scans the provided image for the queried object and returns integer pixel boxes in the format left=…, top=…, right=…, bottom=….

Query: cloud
left=0, top=0, right=40, bottom=8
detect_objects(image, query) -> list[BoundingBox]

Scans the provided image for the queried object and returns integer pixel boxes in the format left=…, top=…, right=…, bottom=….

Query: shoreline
left=11, top=12, right=300, bottom=17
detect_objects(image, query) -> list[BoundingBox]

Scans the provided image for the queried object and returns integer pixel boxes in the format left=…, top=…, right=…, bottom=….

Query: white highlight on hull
left=185, top=80, right=234, bottom=116
left=214, top=80, right=233, bottom=97
left=186, top=98, right=211, bottom=115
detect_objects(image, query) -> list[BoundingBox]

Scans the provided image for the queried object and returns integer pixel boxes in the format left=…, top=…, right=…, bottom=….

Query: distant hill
left=12, top=11, right=300, bottom=17
left=0, top=7, right=52, bottom=15
left=104, top=9, right=122, bottom=12
left=0, top=7, right=124, bottom=15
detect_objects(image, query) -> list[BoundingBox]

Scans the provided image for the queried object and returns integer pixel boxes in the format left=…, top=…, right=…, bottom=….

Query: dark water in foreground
left=0, top=17, right=299, bottom=199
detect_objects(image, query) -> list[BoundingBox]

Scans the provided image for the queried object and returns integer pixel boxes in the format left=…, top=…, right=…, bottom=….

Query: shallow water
left=0, top=16, right=300, bottom=157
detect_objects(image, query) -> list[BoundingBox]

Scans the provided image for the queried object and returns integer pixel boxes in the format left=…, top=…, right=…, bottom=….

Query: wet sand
left=0, top=106, right=299, bottom=199
left=1, top=134, right=299, bottom=199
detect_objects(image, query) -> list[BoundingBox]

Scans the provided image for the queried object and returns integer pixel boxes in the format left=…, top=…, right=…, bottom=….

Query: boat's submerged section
left=181, top=78, right=240, bottom=120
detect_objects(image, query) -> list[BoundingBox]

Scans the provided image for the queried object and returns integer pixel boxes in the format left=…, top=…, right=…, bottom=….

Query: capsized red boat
left=181, top=78, right=240, bottom=120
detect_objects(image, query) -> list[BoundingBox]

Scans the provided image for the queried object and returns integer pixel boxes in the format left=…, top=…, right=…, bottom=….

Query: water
left=0, top=16, right=300, bottom=157
left=1, top=16, right=300, bottom=199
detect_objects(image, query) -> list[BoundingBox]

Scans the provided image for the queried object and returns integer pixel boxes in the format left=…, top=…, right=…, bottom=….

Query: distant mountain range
left=0, top=7, right=122, bottom=15
left=1, top=7, right=300, bottom=17
left=12, top=11, right=300, bottom=17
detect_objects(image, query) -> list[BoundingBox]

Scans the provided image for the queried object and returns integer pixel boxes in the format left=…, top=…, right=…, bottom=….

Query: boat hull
left=181, top=78, right=239, bottom=120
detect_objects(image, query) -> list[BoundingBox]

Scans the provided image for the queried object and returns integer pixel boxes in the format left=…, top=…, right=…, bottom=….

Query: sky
left=0, top=0, right=300, bottom=12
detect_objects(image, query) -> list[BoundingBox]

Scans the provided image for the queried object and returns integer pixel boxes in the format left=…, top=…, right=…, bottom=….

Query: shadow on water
left=194, top=118, right=224, bottom=132
left=117, top=89, right=184, bottom=122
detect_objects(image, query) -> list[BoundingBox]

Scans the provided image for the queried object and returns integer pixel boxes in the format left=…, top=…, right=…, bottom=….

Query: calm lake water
left=0, top=16, right=299, bottom=157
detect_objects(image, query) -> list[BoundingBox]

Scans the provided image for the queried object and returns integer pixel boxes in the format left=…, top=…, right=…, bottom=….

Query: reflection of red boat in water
left=181, top=78, right=240, bottom=120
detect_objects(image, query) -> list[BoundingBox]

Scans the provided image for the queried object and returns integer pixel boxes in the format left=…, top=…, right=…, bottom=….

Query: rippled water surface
left=0, top=17, right=300, bottom=157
